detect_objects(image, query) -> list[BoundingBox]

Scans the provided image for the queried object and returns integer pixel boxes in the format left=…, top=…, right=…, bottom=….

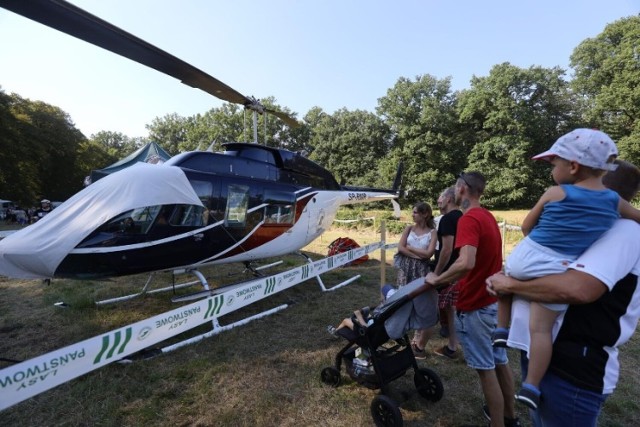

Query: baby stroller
left=321, top=279, right=444, bottom=427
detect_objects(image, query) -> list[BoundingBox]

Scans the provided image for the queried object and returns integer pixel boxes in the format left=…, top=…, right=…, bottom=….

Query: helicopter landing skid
left=295, top=251, right=361, bottom=292
left=95, top=269, right=209, bottom=306
left=161, top=252, right=362, bottom=353
left=158, top=303, right=289, bottom=355
left=226, top=260, right=284, bottom=278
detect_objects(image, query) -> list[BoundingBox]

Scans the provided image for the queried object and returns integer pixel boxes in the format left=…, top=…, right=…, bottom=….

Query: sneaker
left=482, top=404, right=522, bottom=427
left=515, top=384, right=541, bottom=410
left=434, top=344, right=458, bottom=359
left=492, top=328, right=509, bottom=347
left=326, top=325, right=338, bottom=338
left=411, top=342, right=428, bottom=359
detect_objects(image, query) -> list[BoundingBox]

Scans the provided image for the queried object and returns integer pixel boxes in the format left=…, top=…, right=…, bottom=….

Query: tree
left=181, top=103, right=244, bottom=152
left=74, top=139, right=117, bottom=186
left=0, top=89, right=38, bottom=203
left=0, top=89, right=123, bottom=203
left=146, top=113, right=190, bottom=155
left=457, top=63, right=579, bottom=208
left=570, top=15, right=640, bottom=166
left=2, top=92, right=87, bottom=203
left=147, top=99, right=302, bottom=154
left=299, top=106, right=329, bottom=157
left=253, top=97, right=304, bottom=152
left=377, top=75, right=466, bottom=205
left=90, top=130, right=141, bottom=159
left=308, top=108, right=391, bottom=187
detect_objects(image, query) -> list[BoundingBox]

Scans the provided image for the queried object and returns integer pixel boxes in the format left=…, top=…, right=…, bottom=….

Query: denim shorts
left=455, top=303, right=508, bottom=370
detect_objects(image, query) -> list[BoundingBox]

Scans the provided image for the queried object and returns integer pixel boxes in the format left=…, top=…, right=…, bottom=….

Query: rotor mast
left=245, top=97, right=264, bottom=144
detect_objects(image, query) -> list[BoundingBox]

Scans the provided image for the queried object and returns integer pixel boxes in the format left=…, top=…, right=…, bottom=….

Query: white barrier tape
left=0, top=241, right=381, bottom=411
left=334, top=218, right=522, bottom=232
left=498, top=221, right=522, bottom=231
left=332, top=217, right=375, bottom=223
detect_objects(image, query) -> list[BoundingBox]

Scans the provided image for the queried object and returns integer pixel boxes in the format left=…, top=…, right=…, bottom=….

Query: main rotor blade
left=0, top=0, right=250, bottom=105
left=264, top=108, right=300, bottom=128
left=1, top=0, right=299, bottom=126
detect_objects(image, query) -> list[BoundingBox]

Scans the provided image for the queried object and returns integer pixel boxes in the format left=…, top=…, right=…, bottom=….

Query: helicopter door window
left=189, top=180, right=213, bottom=225
left=225, top=184, right=249, bottom=226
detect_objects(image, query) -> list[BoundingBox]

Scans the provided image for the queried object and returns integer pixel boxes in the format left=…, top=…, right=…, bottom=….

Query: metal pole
left=502, top=221, right=507, bottom=262
left=253, top=110, right=258, bottom=143
left=380, top=219, right=386, bottom=287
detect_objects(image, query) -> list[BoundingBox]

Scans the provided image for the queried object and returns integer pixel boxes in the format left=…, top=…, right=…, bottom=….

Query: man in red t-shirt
left=425, top=172, right=518, bottom=427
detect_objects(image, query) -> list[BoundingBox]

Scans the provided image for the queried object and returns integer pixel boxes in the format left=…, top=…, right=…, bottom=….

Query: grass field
left=1, top=211, right=639, bottom=426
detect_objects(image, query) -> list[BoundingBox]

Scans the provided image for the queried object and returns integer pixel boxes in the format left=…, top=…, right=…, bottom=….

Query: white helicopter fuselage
left=0, top=144, right=397, bottom=280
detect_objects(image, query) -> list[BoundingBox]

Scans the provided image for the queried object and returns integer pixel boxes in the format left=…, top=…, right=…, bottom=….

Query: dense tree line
left=1, top=16, right=638, bottom=208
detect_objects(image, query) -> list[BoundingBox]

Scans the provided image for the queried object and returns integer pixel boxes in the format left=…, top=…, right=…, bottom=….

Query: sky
left=1, top=1, right=638, bottom=138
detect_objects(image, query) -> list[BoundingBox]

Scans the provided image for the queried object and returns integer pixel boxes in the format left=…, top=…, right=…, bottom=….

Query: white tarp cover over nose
left=0, top=163, right=203, bottom=279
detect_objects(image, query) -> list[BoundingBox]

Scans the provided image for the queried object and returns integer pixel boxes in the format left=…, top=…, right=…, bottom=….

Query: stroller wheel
left=320, top=366, right=341, bottom=387
left=371, top=395, right=403, bottom=427
left=414, top=367, right=444, bottom=402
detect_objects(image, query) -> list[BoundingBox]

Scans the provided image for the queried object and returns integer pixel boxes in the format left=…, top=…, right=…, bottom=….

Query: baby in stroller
left=327, top=284, right=398, bottom=337
left=328, top=278, right=439, bottom=344
left=321, top=278, right=444, bottom=426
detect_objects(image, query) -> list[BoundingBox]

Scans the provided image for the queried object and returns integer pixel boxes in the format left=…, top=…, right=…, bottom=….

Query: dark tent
left=88, top=142, right=172, bottom=184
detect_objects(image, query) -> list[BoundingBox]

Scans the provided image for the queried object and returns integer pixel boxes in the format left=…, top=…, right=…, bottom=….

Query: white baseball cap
left=532, top=128, right=618, bottom=171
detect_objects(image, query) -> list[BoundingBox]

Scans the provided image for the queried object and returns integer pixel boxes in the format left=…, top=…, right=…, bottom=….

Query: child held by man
left=493, top=128, right=640, bottom=409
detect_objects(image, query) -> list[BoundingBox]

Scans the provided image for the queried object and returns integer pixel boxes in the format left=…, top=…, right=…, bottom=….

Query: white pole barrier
left=0, top=241, right=381, bottom=411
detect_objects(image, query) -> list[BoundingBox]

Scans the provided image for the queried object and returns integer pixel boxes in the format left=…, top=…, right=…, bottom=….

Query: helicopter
left=0, top=0, right=400, bottom=281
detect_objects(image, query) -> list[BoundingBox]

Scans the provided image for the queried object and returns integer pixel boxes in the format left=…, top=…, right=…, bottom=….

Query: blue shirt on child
left=528, top=184, right=619, bottom=257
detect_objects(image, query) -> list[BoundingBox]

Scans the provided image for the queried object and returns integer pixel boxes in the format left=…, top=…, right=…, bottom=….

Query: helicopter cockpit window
left=94, top=210, right=149, bottom=234
left=263, top=189, right=296, bottom=225
left=264, top=204, right=294, bottom=225
left=169, top=205, right=205, bottom=227
left=225, top=184, right=249, bottom=226
left=125, top=205, right=161, bottom=234
left=77, top=204, right=207, bottom=248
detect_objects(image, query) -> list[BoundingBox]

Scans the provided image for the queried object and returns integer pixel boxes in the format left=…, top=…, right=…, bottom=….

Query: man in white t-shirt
left=486, top=159, right=640, bottom=426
